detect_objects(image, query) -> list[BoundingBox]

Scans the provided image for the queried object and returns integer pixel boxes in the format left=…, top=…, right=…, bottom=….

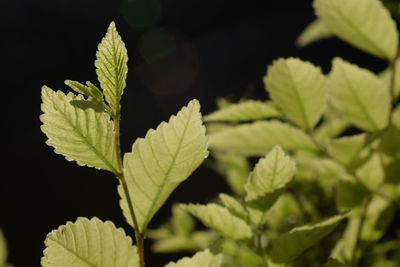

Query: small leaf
left=95, top=22, right=128, bottom=117
left=356, top=153, right=385, bottom=191
left=41, top=217, right=139, bottom=267
left=65, top=80, right=103, bottom=104
left=171, top=205, right=195, bottom=236
left=204, top=100, right=281, bottom=122
left=327, top=134, right=367, bottom=166
left=328, top=58, right=390, bottom=131
left=314, top=0, right=398, bottom=60
left=209, top=120, right=317, bottom=156
left=245, top=146, right=296, bottom=203
left=183, top=203, right=253, bottom=240
left=40, top=86, right=119, bottom=173
left=165, top=249, right=223, bottom=267
left=219, top=193, right=248, bottom=220
left=296, top=18, right=334, bottom=47
left=119, top=100, right=208, bottom=232
left=264, top=58, right=327, bottom=130
left=331, top=217, right=360, bottom=263
left=267, top=213, right=347, bottom=263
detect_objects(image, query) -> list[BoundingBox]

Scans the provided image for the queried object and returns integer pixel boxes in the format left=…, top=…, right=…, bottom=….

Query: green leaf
left=267, top=213, right=346, bottom=263
left=245, top=147, right=296, bottom=203
left=95, top=22, right=128, bottom=117
left=380, top=58, right=400, bottom=99
left=324, top=258, right=346, bottom=267
left=219, top=193, right=248, bottom=220
left=264, top=58, right=327, bottom=130
left=327, top=134, right=367, bottom=166
left=0, top=229, right=7, bottom=267
left=183, top=203, right=253, bottom=240
left=165, top=249, right=223, bottom=267
left=296, top=19, right=334, bottom=47
left=314, top=105, right=349, bottom=142
left=328, top=58, right=390, bottom=131
left=119, top=100, right=208, bottom=232
left=265, top=194, right=302, bottom=231
left=209, top=120, right=317, bottom=156
left=314, top=0, right=398, bottom=60
left=65, top=80, right=103, bottom=104
left=40, top=86, right=119, bottom=173
left=356, top=153, right=385, bottom=191
left=41, top=217, right=139, bottom=267
left=204, top=100, right=280, bottom=122
left=331, top=217, right=360, bottom=263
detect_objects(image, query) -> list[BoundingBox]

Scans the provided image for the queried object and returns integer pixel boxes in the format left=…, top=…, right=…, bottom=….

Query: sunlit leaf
left=40, top=86, right=119, bottom=173
left=165, top=249, right=223, bottom=267
left=328, top=58, right=390, bottom=131
left=119, top=100, right=208, bottom=233
left=296, top=19, right=334, bottom=47
left=314, top=0, right=398, bottom=60
left=41, top=217, right=139, bottom=267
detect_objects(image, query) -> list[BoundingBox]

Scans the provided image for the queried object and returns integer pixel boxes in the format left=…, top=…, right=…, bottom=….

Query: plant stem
left=114, top=115, right=146, bottom=267
left=388, top=58, right=397, bottom=125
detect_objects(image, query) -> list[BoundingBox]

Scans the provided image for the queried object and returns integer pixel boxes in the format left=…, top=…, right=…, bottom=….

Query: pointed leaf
left=264, top=58, right=327, bottom=130
left=183, top=203, right=252, bottom=240
left=356, top=153, right=385, bottom=191
left=165, top=249, right=222, bottom=267
left=296, top=18, right=334, bottom=47
left=245, top=146, right=296, bottom=202
left=219, top=193, right=248, bottom=220
left=209, top=120, right=317, bottom=156
left=314, top=0, right=398, bottom=60
left=65, top=80, right=103, bottom=104
left=328, top=58, right=390, bottom=131
left=204, top=100, right=280, bottom=122
left=119, top=100, right=208, bottom=232
left=95, top=22, right=128, bottom=117
left=268, top=213, right=346, bottom=263
left=41, top=217, right=139, bottom=267
left=40, top=86, right=119, bottom=173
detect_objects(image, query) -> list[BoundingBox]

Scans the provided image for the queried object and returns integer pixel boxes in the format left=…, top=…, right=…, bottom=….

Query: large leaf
left=40, top=86, right=119, bottom=173
left=264, top=58, right=327, bottom=130
left=209, top=120, right=317, bottom=156
left=95, top=22, right=128, bottom=117
left=41, top=217, right=139, bottom=267
left=183, top=203, right=252, bottom=240
left=328, top=58, right=390, bottom=131
left=314, top=0, right=398, bottom=60
left=165, top=249, right=222, bottom=267
left=296, top=19, right=334, bottom=47
left=267, top=213, right=346, bottom=263
left=204, top=100, right=280, bottom=122
left=245, top=146, right=296, bottom=202
left=119, top=100, right=208, bottom=232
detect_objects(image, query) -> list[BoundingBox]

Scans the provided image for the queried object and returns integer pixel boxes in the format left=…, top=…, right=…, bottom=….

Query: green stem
left=114, top=115, right=146, bottom=267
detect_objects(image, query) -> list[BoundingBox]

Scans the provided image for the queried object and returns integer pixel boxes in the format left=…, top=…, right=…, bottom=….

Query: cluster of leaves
left=155, top=0, right=399, bottom=266
left=0, top=0, right=391, bottom=266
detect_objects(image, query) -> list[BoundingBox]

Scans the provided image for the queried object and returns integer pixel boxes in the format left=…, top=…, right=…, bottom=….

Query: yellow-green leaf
left=40, top=86, right=119, bottom=173
left=165, top=249, right=223, bottom=267
left=95, top=22, right=128, bottom=117
left=296, top=18, right=334, bottom=47
left=264, top=58, right=326, bottom=130
left=209, top=120, right=317, bottom=156
left=314, top=0, right=398, bottom=60
left=41, top=217, right=139, bottom=267
left=328, top=58, right=390, bottom=131
left=119, top=100, right=208, bottom=232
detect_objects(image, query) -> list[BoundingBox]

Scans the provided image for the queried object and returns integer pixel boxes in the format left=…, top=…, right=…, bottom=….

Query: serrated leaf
left=209, top=120, right=317, bottom=156
left=245, top=146, right=296, bottom=203
left=65, top=80, right=103, bottom=104
left=204, top=100, right=280, bottom=122
left=219, top=193, right=248, bottom=220
left=95, top=22, right=128, bottom=117
left=296, top=19, right=334, bottom=47
left=41, top=217, right=139, bottom=267
left=314, top=0, right=398, bottom=60
left=267, top=213, right=346, bottom=263
left=119, top=100, right=208, bottom=232
left=165, top=249, right=223, bottom=267
left=183, top=203, right=252, bottom=240
left=40, top=86, right=119, bottom=173
left=264, top=58, right=327, bottom=130
left=328, top=58, right=390, bottom=131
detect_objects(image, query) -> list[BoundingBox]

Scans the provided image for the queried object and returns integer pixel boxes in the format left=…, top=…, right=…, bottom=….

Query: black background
left=0, top=0, right=386, bottom=266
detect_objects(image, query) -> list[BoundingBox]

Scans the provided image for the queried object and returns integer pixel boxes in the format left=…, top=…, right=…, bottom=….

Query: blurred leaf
left=165, top=249, right=223, bottom=267
left=296, top=18, right=334, bottom=47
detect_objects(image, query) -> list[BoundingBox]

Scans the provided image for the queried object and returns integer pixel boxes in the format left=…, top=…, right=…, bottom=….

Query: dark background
left=0, top=0, right=386, bottom=266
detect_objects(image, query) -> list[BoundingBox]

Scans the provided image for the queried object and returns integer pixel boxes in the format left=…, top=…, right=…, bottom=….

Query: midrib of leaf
left=285, top=64, right=311, bottom=130
left=63, top=107, right=119, bottom=174
left=340, top=67, right=379, bottom=130
left=140, top=105, right=195, bottom=231
left=49, top=238, right=97, bottom=267
left=335, top=4, right=388, bottom=60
